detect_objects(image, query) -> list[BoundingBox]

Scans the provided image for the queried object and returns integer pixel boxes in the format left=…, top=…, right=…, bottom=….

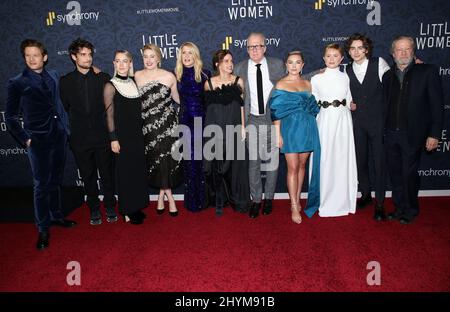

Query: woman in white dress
left=311, top=43, right=357, bottom=217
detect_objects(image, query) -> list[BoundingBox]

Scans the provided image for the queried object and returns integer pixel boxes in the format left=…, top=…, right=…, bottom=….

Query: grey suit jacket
left=234, top=56, right=285, bottom=124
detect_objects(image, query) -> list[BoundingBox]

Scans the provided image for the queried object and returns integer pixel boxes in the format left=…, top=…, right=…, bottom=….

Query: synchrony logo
left=222, top=36, right=233, bottom=50
left=314, top=0, right=380, bottom=26
left=45, top=1, right=99, bottom=27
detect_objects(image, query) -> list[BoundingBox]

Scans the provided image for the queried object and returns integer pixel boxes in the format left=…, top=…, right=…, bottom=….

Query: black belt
left=318, top=99, right=346, bottom=108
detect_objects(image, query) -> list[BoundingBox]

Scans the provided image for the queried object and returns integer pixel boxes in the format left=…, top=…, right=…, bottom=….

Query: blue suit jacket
left=5, top=68, right=70, bottom=146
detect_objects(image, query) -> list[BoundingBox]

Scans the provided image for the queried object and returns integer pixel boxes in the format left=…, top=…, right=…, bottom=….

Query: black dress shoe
left=51, top=219, right=77, bottom=228
left=373, top=204, right=386, bottom=221
left=249, top=202, right=261, bottom=218
left=399, top=217, right=414, bottom=224
left=169, top=210, right=178, bottom=217
left=387, top=212, right=402, bottom=221
left=357, top=194, right=372, bottom=209
left=36, top=232, right=49, bottom=250
left=262, top=199, right=273, bottom=215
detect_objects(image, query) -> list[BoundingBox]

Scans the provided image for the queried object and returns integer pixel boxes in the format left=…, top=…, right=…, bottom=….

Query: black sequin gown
left=140, top=81, right=182, bottom=188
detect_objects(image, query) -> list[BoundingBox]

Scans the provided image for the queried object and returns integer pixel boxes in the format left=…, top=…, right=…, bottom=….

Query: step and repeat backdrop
left=1, top=0, right=449, bottom=194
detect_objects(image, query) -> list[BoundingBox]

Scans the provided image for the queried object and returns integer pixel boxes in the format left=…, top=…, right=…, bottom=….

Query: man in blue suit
left=6, top=39, right=77, bottom=250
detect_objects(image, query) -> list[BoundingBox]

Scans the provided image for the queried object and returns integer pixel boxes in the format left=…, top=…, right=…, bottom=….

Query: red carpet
left=0, top=197, right=449, bottom=292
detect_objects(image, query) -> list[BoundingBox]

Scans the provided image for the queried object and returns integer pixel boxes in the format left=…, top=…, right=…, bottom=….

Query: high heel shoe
left=291, top=202, right=302, bottom=224
left=168, top=200, right=178, bottom=217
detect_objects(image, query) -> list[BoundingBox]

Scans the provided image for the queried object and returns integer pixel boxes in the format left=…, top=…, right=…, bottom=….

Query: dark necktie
left=256, top=63, right=264, bottom=115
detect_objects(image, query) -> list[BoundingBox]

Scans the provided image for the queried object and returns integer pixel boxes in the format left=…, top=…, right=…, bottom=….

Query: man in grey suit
left=234, top=32, right=285, bottom=218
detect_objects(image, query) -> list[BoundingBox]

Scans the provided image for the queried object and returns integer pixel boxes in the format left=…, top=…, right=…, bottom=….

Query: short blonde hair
left=141, top=43, right=162, bottom=67
left=113, top=50, right=134, bottom=77
left=323, top=43, right=344, bottom=57
left=175, top=42, right=204, bottom=82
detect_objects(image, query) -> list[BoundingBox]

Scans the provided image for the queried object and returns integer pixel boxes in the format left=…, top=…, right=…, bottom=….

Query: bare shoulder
left=275, top=77, right=288, bottom=89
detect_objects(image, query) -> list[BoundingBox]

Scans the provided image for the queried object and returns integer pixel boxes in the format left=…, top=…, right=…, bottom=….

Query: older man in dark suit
left=382, top=35, right=444, bottom=224
left=234, top=32, right=285, bottom=218
left=6, top=39, right=76, bottom=250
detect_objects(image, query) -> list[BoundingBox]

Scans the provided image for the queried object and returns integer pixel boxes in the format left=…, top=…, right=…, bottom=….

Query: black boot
left=249, top=202, right=261, bottom=218
left=262, top=199, right=273, bottom=215
left=36, top=231, right=49, bottom=250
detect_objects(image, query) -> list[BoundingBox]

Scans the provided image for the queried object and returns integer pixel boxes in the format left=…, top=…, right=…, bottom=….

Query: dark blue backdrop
left=1, top=0, right=449, bottom=195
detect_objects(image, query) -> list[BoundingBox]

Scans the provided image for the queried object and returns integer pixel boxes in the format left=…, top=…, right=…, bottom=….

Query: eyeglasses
left=247, top=45, right=265, bottom=51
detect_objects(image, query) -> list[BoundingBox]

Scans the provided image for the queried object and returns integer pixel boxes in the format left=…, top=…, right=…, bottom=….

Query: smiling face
left=217, top=53, right=233, bottom=75
left=286, top=54, right=304, bottom=76
left=142, top=48, right=159, bottom=70
left=348, top=39, right=367, bottom=64
left=323, top=48, right=343, bottom=69
left=247, top=34, right=266, bottom=63
left=72, top=47, right=93, bottom=70
left=181, top=45, right=195, bottom=68
left=114, top=53, right=131, bottom=76
left=24, top=47, right=47, bottom=73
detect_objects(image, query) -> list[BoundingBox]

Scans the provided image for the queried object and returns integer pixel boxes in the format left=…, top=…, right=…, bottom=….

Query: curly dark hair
left=68, top=38, right=95, bottom=57
left=345, top=33, right=373, bottom=59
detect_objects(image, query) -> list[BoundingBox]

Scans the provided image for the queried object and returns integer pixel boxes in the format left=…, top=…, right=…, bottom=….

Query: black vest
left=347, top=57, right=383, bottom=125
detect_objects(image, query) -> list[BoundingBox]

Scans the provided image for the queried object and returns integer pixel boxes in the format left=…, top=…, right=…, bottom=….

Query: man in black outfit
left=345, top=33, right=390, bottom=221
left=60, top=38, right=117, bottom=225
left=382, top=35, right=443, bottom=224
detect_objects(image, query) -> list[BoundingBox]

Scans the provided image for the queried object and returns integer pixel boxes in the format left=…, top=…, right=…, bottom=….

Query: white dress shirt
left=247, top=57, right=273, bottom=116
left=351, top=57, right=390, bottom=83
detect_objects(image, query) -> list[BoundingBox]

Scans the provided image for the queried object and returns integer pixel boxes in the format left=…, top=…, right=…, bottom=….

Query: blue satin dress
left=269, top=89, right=321, bottom=218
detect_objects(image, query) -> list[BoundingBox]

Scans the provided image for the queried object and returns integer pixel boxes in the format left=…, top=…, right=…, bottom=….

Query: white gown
left=311, top=67, right=357, bottom=217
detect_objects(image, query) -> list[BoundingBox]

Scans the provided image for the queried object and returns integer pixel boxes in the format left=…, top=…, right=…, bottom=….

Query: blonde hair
left=113, top=50, right=134, bottom=77
left=141, top=43, right=162, bottom=68
left=323, top=43, right=344, bottom=57
left=175, top=42, right=204, bottom=82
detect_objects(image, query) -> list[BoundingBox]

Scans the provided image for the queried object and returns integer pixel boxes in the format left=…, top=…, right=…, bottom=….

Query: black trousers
left=70, top=142, right=116, bottom=212
left=353, top=120, right=386, bottom=204
left=384, top=129, right=422, bottom=220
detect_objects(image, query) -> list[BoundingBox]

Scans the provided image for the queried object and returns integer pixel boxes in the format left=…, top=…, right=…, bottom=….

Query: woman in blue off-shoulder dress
left=269, top=51, right=321, bottom=224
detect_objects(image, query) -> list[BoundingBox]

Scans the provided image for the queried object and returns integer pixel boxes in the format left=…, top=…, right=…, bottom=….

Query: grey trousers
left=246, top=115, right=279, bottom=203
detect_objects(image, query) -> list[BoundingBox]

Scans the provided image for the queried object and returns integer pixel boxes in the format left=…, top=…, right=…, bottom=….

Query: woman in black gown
left=104, top=50, right=149, bottom=224
left=204, top=50, right=250, bottom=216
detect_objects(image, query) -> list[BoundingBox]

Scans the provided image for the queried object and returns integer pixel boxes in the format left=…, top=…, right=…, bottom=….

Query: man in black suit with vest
left=382, top=35, right=443, bottom=224
left=345, top=33, right=390, bottom=221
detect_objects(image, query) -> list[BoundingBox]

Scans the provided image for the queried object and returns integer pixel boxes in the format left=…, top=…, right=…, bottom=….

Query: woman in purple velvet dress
left=175, top=42, right=211, bottom=212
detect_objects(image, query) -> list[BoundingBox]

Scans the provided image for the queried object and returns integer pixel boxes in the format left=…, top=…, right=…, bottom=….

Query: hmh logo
left=222, top=36, right=233, bottom=50
left=46, top=12, right=56, bottom=26
left=314, top=0, right=325, bottom=10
